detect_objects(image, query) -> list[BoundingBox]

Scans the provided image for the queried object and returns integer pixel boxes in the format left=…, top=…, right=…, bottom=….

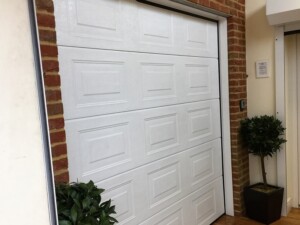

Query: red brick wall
left=35, top=0, right=69, bottom=183
left=35, top=0, right=248, bottom=216
left=186, top=0, right=248, bottom=216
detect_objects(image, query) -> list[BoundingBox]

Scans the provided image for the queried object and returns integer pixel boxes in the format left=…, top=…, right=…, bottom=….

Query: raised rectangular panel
left=149, top=209, right=183, bottom=225
left=194, top=190, right=216, bottom=224
left=178, top=58, right=219, bottom=103
left=187, top=65, right=210, bottom=94
left=188, top=140, right=222, bottom=189
left=140, top=205, right=185, bottom=225
left=189, top=178, right=224, bottom=225
left=73, top=60, right=127, bottom=106
left=185, top=59, right=219, bottom=100
left=192, top=150, right=213, bottom=183
left=186, top=100, right=221, bottom=147
left=76, top=0, right=118, bottom=30
left=153, top=209, right=183, bottom=225
left=79, top=122, right=131, bottom=176
left=148, top=162, right=181, bottom=208
left=62, top=0, right=125, bottom=43
left=177, top=14, right=218, bottom=57
left=94, top=163, right=154, bottom=225
left=189, top=107, right=211, bottom=138
left=59, top=48, right=141, bottom=119
left=80, top=71, right=121, bottom=96
left=54, top=0, right=143, bottom=50
left=186, top=19, right=207, bottom=49
left=65, top=113, right=142, bottom=183
left=138, top=54, right=181, bottom=108
left=99, top=180, right=136, bottom=224
left=139, top=5, right=174, bottom=47
left=141, top=63, right=176, bottom=101
left=193, top=151, right=212, bottom=176
left=144, top=113, right=179, bottom=155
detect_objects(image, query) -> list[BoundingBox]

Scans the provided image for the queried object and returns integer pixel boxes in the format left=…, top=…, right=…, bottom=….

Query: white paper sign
left=256, top=60, right=269, bottom=78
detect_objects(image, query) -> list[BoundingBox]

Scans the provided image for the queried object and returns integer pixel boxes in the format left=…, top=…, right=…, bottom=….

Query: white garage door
left=54, top=0, right=225, bottom=224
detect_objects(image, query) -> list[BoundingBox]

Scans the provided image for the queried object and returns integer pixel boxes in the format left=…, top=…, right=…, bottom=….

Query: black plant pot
left=244, top=183, right=284, bottom=225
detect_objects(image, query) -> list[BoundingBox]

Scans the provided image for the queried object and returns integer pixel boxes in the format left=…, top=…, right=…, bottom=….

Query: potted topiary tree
left=240, top=115, right=286, bottom=224
left=55, top=180, right=118, bottom=225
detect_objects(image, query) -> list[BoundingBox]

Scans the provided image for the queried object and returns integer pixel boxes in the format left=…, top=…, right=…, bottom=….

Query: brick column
left=35, top=0, right=69, bottom=183
left=187, top=0, right=249, bottom=216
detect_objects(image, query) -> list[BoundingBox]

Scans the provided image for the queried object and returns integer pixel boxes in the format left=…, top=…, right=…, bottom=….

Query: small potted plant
left=55, top=180, right=118, bottom=225
left=240, top=115, right=286, bottom=224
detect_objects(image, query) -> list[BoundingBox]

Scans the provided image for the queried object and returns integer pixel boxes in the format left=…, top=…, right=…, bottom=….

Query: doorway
left=285, top=33, right=300, bottom=210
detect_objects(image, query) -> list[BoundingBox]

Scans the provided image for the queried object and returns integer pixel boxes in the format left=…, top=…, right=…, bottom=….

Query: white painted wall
left=0, top=0, right=51, bottom=224
left=246, top=0, right=278, bottom=185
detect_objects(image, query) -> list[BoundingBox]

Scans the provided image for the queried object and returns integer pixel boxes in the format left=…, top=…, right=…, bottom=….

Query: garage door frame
left=140, top=0, right=234, bottom=216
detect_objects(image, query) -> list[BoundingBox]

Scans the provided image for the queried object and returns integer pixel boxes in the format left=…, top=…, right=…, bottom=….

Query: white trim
left=297, top=34, right=300, bottom=208
left=275, top=26, right=287, bottom=216
left=285, top=34, right=299, bottom=209
left=219, top=18, right=234, bottom=216
left=139, top=0, right=234, bottom=216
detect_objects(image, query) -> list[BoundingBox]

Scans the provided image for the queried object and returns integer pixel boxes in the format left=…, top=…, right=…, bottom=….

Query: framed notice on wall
left=256, top=60, right=269, bottom=78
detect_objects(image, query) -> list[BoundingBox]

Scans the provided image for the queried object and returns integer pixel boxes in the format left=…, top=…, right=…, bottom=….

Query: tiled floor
left=213, top=208, right=300, bottom=225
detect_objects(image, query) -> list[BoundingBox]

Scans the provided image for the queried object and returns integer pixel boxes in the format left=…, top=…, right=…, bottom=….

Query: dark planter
left=244, top=183, right=284, bottom=225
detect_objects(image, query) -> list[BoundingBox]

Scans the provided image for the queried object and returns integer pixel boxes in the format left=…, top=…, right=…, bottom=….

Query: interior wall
left=0, top=0, right=51, bottom=224
left=246, top=0, right=277, bottom=185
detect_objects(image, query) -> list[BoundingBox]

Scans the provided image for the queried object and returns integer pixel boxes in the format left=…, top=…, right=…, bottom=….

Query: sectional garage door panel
left=66, top=100, right=221, bottom=182
left=138, top=178, right=224, bottom=225
left=54, top=0, right=218, bottom=58
left=99, top=176, right=224, bottom=225
left=59, top=47, right=220, bottom=119
left=54, top=0, right=225, bottom=224
left=97, top=150, right=223, bottom=225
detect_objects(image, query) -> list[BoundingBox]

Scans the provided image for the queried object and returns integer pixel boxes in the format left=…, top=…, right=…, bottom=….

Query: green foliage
left=240, top=115, right=286, bottom=157
left=56, top=180, right=118, bottom=225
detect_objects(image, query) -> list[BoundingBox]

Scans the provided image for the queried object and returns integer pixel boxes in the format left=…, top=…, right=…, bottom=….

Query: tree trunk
left=260, top=154, right=268, bottom=188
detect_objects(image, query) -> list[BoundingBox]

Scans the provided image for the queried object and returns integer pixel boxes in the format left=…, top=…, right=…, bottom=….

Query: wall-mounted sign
left=256, top=60, right=269, bottom=78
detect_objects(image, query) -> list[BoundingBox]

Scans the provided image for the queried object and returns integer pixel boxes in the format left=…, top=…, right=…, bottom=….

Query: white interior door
left=297, top=34, right=300, bottom=208
left=54, top=0, right=225, bottom=224
left=284, top=33, right=300, bottom=209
